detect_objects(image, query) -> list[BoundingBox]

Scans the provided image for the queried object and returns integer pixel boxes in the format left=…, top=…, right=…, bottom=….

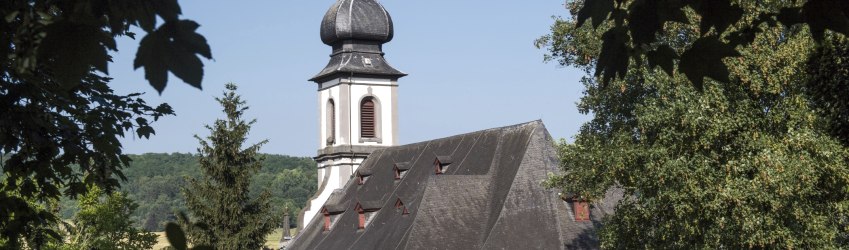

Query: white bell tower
left=300, top=0, right=405, bottom=228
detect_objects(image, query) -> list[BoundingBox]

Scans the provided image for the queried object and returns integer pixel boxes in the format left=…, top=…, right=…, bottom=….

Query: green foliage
left=541, top=0, right=849, bottom=248
left=56, top=153, right=316, bottom=232
left=181, top=83, right=277, bottom=249
left=63, top=186, right=157, bottom=250
left=1, top=0, right=212, bottom=92
left=0, top=0, right=209, bottom=244
left=807, top=36, right=849, bottom=146
left=0, top=72, right=174, bottom=246
left=0, top=192, right=65, bottom=249
left=564, top=0, right=849, bottom=87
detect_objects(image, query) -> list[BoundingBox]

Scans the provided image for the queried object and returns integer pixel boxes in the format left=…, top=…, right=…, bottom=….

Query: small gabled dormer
left=573, top=199, right=590, bottom=221
left=355, top=201, right=382, bottom=230
left=394, top=198, right=409, bottom=215
left=356, top=169, right=373, bottom=185
left=434, top=155, right=453, bottom=175
left=393, top=162, right=410, bottom=180
left=560, top=193, right=591, bottom=222
left=321, top=205, right=345, bottom=232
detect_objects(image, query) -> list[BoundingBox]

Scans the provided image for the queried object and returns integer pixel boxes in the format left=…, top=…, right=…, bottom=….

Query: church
left=289, top=0, right=620, bottom=248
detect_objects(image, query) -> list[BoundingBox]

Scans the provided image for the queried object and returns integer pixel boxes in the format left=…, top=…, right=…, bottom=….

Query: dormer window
left=394, top=198, right=409, bottom=215
left=355, top=202, right=381, bottom=230
left=321, top=206, right=344, bottom=231
left=356, top=170, right=372, bottom=185
left=394, top=162, right=410, bottom=180
left=573, top=199, right=590, bottom=222
left=434, top=156, right=452, bottom=175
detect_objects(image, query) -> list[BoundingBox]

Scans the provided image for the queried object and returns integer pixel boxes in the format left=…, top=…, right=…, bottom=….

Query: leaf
left=679, top=36, right=740, bottom=90
left=801, top=0, right=849, bottom=41
left=627, top=0, right=661, bottom=45
left=596, top=27, right=630, bottom=86
left=691, top=0, right=743, bottom=35
left=627, top=0, right=687, bottom=45
left=135, top=29, right=170, bottom=93
left=38, top=21, right=111, bottom=86
left=727, top=26, right=762, bottom=47
left=165, top=223, right=188, bottom=250
left=135, top=20, right=211, bottom=93
left=647, top=45, right=677, bottom=76
left=577, top=0, right=615, bottom=28
left=136, top=126, right=155, bottom=139
left=173, top=21, right=212, bottom=59
left=156, top=0, right=183, bottom=22
left=777, top=7, right=804, bottom=27
left=5, top=11, right=18, bottom=23
left=0, top=20, right=10, bottom=65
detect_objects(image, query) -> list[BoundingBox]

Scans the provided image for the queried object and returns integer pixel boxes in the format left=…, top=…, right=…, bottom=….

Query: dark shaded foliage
left=573, top=0, right=849, bottom=87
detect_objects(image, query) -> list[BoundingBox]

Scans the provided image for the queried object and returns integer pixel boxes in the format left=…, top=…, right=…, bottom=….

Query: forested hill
left=59, top=153, right=317, bottom=231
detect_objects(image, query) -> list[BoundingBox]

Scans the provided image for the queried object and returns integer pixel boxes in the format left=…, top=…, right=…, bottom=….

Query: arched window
left=360, top=98, right=376, bottom=138
left=326, top=99, right=335, bottom=146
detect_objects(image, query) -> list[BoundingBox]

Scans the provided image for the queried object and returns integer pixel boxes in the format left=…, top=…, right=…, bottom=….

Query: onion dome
left=320, top=0, right=394, bottom=45
left=311, top=0, right=406, bottom=83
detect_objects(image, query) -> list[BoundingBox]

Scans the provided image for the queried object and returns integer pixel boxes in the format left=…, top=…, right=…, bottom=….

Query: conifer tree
left=182, top=83, right=275, bottom=249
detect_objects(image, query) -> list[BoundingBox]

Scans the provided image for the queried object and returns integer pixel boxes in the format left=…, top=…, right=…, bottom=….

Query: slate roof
left=311, top=0, right=406, bottom=82
left=287, top=121, right=622, bottom=249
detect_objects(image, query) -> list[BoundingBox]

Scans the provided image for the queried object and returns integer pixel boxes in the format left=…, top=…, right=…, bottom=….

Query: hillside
left=59, top=153, right=317, bottom=231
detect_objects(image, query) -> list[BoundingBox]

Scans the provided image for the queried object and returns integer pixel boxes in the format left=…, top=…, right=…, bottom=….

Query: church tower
left=301, top=0, right=406, bottom=227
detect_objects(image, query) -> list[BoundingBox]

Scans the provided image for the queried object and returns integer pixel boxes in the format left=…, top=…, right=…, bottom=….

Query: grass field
left=152, top=228, right=297, bottom=250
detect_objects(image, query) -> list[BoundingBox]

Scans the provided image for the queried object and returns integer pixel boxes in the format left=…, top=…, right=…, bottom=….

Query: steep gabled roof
left=288, top=121, right=620, bottom=249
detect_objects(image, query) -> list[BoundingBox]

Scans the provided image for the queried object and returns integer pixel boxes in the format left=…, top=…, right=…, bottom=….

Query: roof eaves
left=435, top=155, right=453, bottom=164
left=394, top=162, right=411, bottom=170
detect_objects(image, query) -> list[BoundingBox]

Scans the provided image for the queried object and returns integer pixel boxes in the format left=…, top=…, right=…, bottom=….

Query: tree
left=64, top=186, right=157, bottom=250
left=2, top=0, right=212, bottom=92
left=539, top=0, right=849, bottom=248
left=181, top=83, right=276, bottom=249
left=558, top=0, right=849, bottom=88
left=0, top=0, right=211, bottom=246
left=0, top=73, right=173, bottom=248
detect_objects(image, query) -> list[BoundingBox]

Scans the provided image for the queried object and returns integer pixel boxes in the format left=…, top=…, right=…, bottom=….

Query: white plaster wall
left=317, top=77, right=397, bottom=148
left=304, top=76, right=396, bottom=228
left=303, top=157, right=366, bottom=226
left=349, top=83, right=395, bottom=146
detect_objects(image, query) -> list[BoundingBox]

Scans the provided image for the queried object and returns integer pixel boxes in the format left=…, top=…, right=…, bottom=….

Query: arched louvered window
left=326, top=99, right=336, bottom=145
left=361, top=98, right=376, bottom=138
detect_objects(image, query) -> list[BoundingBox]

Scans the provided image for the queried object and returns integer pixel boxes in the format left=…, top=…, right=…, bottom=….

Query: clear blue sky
left=109, top=0, right=587, bottom=157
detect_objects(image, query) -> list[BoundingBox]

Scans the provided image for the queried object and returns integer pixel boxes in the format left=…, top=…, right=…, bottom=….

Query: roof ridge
left=387, top=120, right=543, bottom=150
left=479, top=123, right=540, bottom=246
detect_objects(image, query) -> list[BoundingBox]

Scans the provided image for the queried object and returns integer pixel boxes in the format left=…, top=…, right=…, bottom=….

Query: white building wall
left=303, top=157, right=365, bottom=225
left=304, top=77, right=397, bottom=228
left=349, top=83, right=395, bottom=146
left=317, top=77, right=397, bottom=147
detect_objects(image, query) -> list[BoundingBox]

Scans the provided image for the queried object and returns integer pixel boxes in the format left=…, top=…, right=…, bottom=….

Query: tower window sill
left=359, top=137, right=382, bottom=143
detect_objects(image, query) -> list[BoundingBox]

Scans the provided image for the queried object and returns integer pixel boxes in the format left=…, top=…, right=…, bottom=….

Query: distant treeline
left=58, top=153, right=317, bottom=231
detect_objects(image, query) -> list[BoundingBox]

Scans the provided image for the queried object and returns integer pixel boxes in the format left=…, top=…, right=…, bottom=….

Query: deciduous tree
left=539, top=0, right=849, bottom=248
left=65, top=186, right=157, bottom=250
left=558, top=0, right=849, bottom=88
left=0, top=0, right=210, bottom=246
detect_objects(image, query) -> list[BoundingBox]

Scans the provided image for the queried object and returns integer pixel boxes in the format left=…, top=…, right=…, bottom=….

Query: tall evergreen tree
left=181, top=83, right=275, bottom=249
